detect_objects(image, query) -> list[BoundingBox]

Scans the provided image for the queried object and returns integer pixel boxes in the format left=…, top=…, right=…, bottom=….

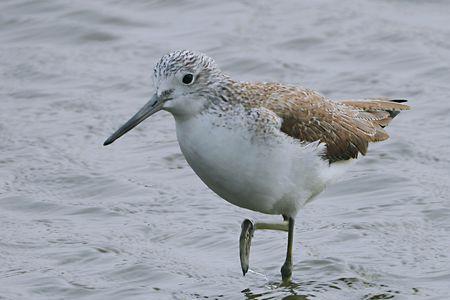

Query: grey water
left=1, top=0, right=450, bottom=299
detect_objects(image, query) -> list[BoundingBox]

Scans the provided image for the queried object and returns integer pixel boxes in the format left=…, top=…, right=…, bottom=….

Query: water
left=1, top=0, right=450, bottom=299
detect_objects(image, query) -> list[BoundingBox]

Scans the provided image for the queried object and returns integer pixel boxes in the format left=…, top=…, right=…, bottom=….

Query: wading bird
left=104, top=50, right=409, bottom=283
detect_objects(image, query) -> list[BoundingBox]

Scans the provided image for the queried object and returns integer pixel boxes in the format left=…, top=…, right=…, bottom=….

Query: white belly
left=174, top=113, right=329, bottom=217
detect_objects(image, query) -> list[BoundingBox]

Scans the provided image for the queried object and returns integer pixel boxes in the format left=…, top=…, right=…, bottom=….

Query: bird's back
left=233, top=82, right=410, bottom=163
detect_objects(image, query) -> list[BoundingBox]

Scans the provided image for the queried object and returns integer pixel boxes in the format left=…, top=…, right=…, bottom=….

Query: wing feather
left=238, top=83, right=410, bottom=163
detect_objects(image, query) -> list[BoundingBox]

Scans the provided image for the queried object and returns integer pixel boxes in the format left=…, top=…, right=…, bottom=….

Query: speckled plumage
left=104, top=50, right=410, bottom=281
left=153, top=50, right=409, bottom=164
left=107, top=49, right=409, bottom=217
left=142, top=50, right=409, bottom=217
left=224, top=82, right=410, bottom=162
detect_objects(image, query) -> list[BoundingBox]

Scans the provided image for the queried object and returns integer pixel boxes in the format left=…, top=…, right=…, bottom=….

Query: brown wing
left=239, top=83, right=410, bottom=163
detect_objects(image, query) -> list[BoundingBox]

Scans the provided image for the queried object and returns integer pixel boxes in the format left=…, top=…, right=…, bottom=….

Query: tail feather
left=339, top=98, right=410, bottom=113
left=339, top=98, right=410, bottom=142
left=389, top=99, right=408, bottom=103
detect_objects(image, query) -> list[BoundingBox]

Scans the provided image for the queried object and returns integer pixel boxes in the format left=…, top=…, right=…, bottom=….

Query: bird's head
left=103, top=50, right=223, bottom=146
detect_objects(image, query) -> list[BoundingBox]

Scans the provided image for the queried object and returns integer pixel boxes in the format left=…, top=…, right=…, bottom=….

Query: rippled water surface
left=1, top=0, right=450, bottom=299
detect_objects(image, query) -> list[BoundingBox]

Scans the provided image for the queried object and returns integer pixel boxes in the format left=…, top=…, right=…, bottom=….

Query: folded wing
left=246, top=84, right=410, bottom=163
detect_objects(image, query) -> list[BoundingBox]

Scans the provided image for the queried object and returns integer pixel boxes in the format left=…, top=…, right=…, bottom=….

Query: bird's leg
left=280, top=217, right=295, bottom=284
left=239, top=219, right=254, bottom=276
left=254, top=221, right=289, bottom=231
left=239, top=218, right=289, bottom=276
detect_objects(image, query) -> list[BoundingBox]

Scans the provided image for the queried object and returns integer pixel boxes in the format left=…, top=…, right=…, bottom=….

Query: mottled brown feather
left=236, top=83, right=410, bottom=163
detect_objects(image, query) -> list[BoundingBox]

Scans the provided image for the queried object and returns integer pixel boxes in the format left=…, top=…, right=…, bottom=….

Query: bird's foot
left=239, top=219, right=254, bottom=276
left=280, top=259, right=292, bottom=285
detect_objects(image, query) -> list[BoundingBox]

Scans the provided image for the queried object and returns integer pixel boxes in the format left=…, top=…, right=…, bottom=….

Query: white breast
left=174, top=111, right=329, bottom=217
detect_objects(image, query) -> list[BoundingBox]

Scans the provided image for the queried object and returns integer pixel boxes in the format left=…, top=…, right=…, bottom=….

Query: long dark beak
left=103, top=93, right=163, bottom=146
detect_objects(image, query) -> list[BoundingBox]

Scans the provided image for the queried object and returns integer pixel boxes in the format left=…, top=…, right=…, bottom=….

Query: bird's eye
left=182, top=73, right=194, bottom=85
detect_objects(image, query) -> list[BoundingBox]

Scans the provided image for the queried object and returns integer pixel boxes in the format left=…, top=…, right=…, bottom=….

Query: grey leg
left=280, top=217, right=294, bottom=284
left=239, top=219, right=254, bottom=276
left=239, top=218, right=289, bottom=276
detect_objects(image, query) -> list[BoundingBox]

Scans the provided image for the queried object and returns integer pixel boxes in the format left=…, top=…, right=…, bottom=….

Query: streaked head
left=103, top=50, right=222, bottom=146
